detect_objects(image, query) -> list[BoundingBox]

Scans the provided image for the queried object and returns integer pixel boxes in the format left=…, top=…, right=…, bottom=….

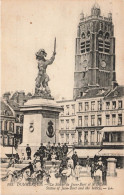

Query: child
left=51, top=152, right=56, bottom=165
left=20, top=153, right=25, bottom=163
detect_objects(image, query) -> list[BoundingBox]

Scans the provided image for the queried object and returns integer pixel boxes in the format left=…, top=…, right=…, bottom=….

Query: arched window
left=4, top=121, right=7, bottom=131
left=98, top=30, right=103, bottom=38
left=80, top=41, right=85, bottom=53
left=15, top=114, right=20, bottom=123
left=98, top=31, right=103, bottom=52
left=20, top=115, right=24, bottom=123
left=105, top=32, right=109, bottom=39
left=9, top=122, right=14, bottom=132
left=87, top=31, right=90, bottom=38
left=104, top=32, right=110, bottom=53
left=81, top=32, right=85, bottom=39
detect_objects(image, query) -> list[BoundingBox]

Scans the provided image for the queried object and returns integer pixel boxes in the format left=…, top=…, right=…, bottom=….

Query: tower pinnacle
left=91, top=3, right=101, bottom=17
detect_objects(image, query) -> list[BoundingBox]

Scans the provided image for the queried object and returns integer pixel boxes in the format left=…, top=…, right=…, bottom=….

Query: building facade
left=76, top=86, right=124, bottom=146
left=58, top=87, right=124, bottom=145
left=0, top=100, right=15, bottom=147
left=58, top=4, right=124, bottom=166
left=58, top=86, right=124, bottom=166
left=57, top=100, right=77, bottom=145
left=0, top=91, right=32, bottom=151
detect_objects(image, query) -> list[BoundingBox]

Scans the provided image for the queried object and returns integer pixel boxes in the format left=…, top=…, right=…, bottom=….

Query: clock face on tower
left=101, top=60, right=106, bottom=68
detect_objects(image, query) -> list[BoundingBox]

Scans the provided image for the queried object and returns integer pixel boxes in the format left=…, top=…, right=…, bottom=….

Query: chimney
left=3, top=92, right=11, bottom=102
left=17, top=91, right=25, bottom=106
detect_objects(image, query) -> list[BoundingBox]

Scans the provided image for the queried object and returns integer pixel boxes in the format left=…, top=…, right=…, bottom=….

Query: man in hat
left=56, top=143, right=62, bottom=160
left=35, top=49, right=56, bottom=95
left=26, top=144, right=31, bottom=160
left=72, top=151, right=78, bottom=169
left=62, top=143, right=68, bottom=156
left=39, top=143, right=46, bottom=158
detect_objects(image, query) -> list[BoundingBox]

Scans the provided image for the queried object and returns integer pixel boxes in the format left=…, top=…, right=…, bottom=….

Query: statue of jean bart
left=35, top=40, right=56, bottom=98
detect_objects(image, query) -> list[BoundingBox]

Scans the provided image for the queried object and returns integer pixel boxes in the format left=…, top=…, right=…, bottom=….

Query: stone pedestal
left=107, top=158, right=117, bottom=177
left=18, top=97, right=62, bottom=158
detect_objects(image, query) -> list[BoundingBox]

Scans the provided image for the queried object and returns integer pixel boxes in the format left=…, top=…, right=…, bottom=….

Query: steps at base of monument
left=0, top=160, right=61, bottom=179
left=0, top=167, right=20, bottom=179
left=0, top=163, right=9, bottom=168
left=0, top=168, right=8, bottom=178
left=45, top=160, right=61, bottom=166
left=21, top=160, right=33, bottom=164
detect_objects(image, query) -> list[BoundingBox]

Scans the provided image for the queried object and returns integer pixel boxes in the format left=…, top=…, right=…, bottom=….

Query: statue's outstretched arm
left=45, top=52, right=56, bottom=66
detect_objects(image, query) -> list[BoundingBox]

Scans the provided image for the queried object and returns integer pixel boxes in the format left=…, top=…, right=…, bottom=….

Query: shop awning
left=97, top=149, right=124, bottom=157
left=101, top=126, right=124, bottom=132
left=0, top=146, right=17, bottom=158
left=69, top=149, right=100, bottom=158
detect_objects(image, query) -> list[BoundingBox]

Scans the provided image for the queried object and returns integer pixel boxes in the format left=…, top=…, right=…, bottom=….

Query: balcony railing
left=76, top=141, right=102, bottom=146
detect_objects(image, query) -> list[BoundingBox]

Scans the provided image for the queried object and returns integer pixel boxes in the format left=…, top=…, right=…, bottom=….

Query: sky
left=1, top=0, right=124, bottom=100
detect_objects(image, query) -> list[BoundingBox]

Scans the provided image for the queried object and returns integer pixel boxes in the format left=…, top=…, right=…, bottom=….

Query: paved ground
left=1, top=163, right=124, bottom=195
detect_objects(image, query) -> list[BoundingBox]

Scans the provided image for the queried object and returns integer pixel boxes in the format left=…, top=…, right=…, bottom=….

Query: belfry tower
left=73, top=4, right=117, bottom=99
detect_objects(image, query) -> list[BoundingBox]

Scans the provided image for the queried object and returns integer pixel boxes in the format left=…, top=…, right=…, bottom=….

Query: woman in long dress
left=75, top=162, right=82, bottom=181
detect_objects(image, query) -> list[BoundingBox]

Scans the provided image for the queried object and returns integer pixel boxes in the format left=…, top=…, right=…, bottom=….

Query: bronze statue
left=35, top=38, right=56, bottom=98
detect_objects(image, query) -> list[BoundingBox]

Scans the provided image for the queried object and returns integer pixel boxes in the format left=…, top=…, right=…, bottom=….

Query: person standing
left=46, top=142, right=52, bottom=161
left=68, top=157, right=74, bottom=170
left=86, top=156, right=91, bottom=173
left=101, top=162, right=107, bottom=185
left=72, top=151, right=78, bottom=169
left=94, top=165, right=102, bottom=185
left=75, top=162, right=81, bottom=181
left=56, top=143, right=62, bottom=160
left=91, top=161, right=95, bottom=179
left=26, top=144, right=31, bottom=160
left=51, top=143, right=57, bottom=154
left=60, top=154, right=69, bottom=169
left=15, top=153, right=20, bottom=163
left=62, top=143, right=68, bottom=156
left=40, top=153, right=44, bottom=168
left=39, top=143, right=46, bottom=157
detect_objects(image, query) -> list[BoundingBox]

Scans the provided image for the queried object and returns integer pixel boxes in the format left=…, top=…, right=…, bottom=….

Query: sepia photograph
left=1, top=0, right=124, bottom=195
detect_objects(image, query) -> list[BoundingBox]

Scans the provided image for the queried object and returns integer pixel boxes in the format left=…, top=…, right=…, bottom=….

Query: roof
left=105, top=85, right=124, bottom=99
left=0, top=100, right=14, bottom=116
left=77, top=87, right=110, bottom=99
left=77, top=85, right=124, bottom=100
left=7, top=100, right=20, bottom=111
left=57, top=99, right=75, bottom=103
